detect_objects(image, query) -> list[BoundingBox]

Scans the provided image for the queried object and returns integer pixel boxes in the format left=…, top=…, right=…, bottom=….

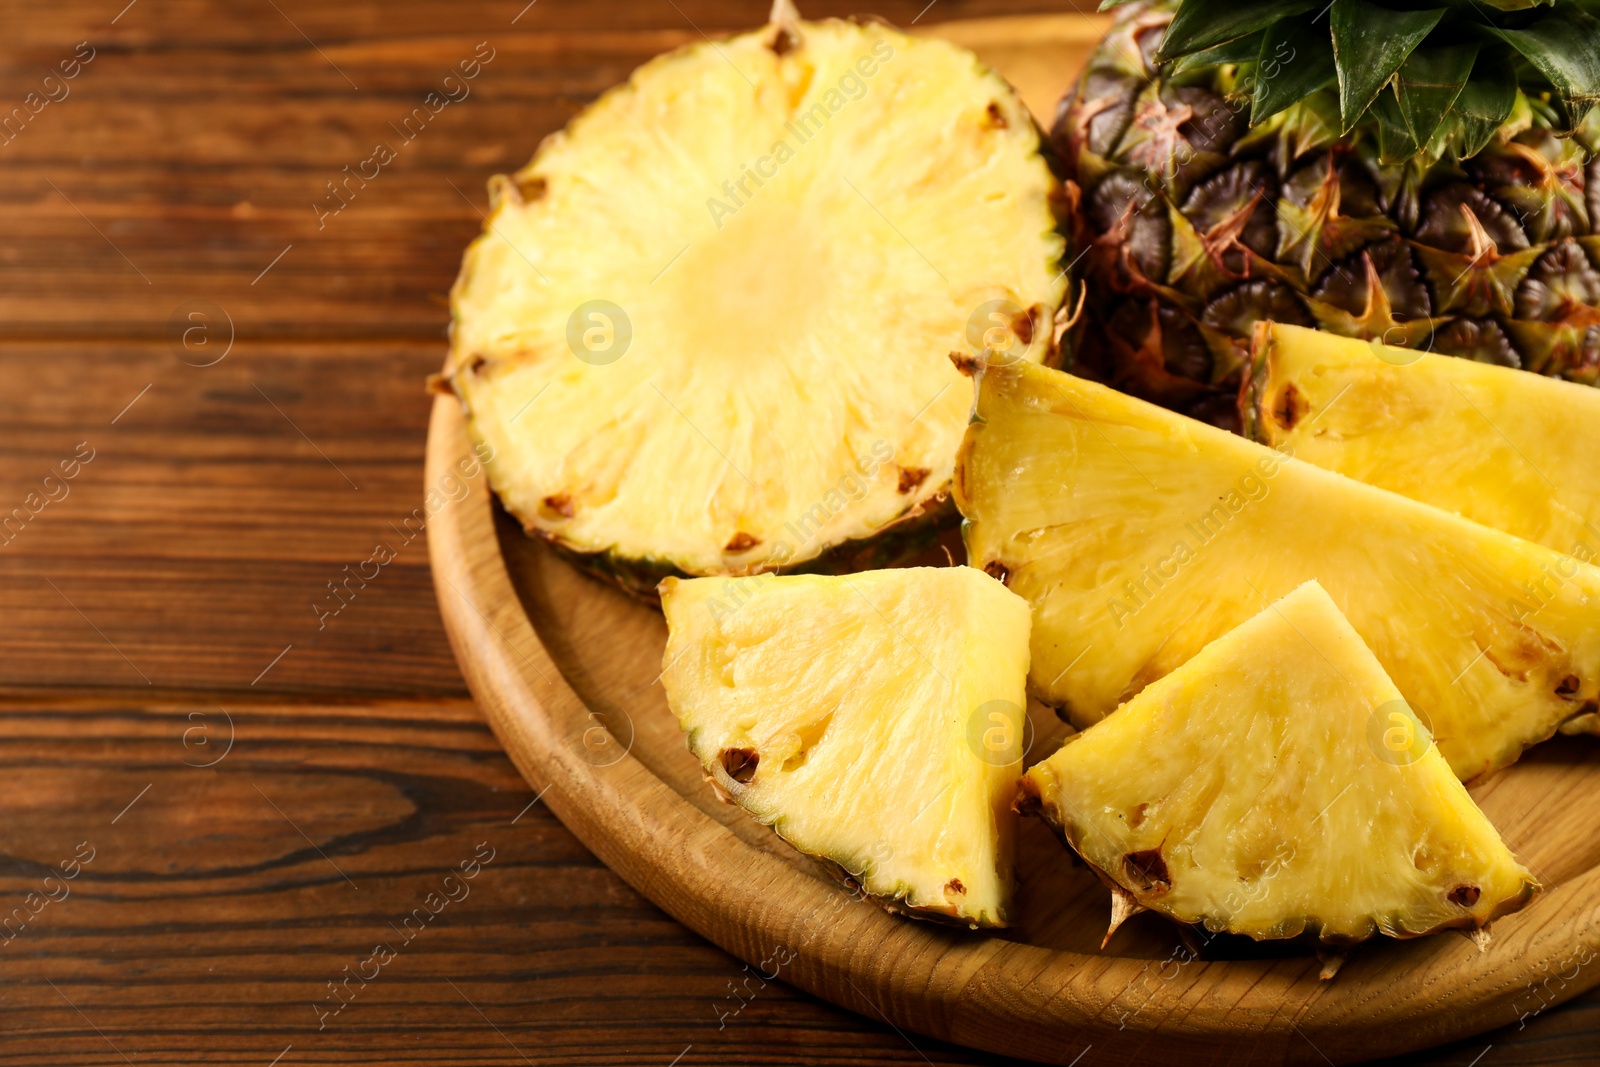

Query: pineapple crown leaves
left=1104, top=0, right=1600, bottom=162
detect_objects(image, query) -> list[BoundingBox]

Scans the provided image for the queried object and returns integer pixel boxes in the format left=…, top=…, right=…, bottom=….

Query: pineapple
left=955, top=355, right=1600, bottom=782
left=659, top=566, right=1031, bottom=928
left=1054, top=0, right=1600, bottom=431
left=439, top=1, right=1066, bottom=597
left=1020, top=581, right=1538, bottom=960
left=1244, top=321, right=1600, bottom=559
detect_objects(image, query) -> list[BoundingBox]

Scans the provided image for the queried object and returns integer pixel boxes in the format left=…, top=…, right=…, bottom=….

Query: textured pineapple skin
left=659, top=567, right=1032, bottom=928
left=1054, top=2, right=1600, bottom=431
left=445, top=15, right=1067, bottom=584
left=956, top=356, right=1600, bottom=782
left=1023, top=582, right=1539, bottom=947
left=521, top=495, right=958, bottom=604
left=1244, top=322, right=1600, bottom=559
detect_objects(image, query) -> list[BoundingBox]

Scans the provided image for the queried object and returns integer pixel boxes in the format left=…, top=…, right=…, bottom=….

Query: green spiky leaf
left=1394, top=42, right=1479, bottom=146
left=1158, top=0, right=1318, bottom=61
left=1447, top=54, right=1519, bottom=157
left=1251, top=17, right=1338, bottom=123
left=1172, top=31, right=1265, bottom=73
left=1489, top=11, right=1600, bottom=128
left=1369, top=89, right=1421, bottom=162
left=1330, top=0, right=1446, bottom=130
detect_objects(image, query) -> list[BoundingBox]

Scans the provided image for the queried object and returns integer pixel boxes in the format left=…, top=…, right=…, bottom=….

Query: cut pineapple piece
left=443, top=6, right=1065, bottom=589
left=1244, top=322, right=1600, bottom=562
left=660, top=566, right=1031, bottom=927
left=1021, top=581, right=1538, bottom=949
left=955, top=356, right=1600, bottom=781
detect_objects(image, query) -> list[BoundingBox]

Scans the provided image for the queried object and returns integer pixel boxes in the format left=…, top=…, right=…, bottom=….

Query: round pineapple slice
left=442, top=2, right=1065, bottom=592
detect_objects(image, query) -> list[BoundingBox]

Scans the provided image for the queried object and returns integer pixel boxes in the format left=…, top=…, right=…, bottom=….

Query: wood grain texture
left=3, top=0, right=1599, bottom=1063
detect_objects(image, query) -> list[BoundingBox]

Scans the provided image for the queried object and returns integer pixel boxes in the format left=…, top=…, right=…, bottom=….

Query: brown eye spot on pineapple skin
left=1127, top=802, right=1148, bottom=828
left=1012, top=775, right=1043, bottom=817
left=1273, top=382, right=1308, bottom=431
left=1556, top=674, right=1580, bottom=697
left=897, top=466, right=931, bottom=494
left=1123, top=849, right=1171, bottom=894
left=984, top=560, right=1010, bottom=584
left=724, top=531, right=761, bottom=553
left=984, top=101, right=1008, bottom=129
left=945, top=878, right=967, bottom=897
left=948, top=349, right=980, bottom=376
left=769, top=25, right=799, bottom=55
left=1449, top=884, right=1481, bottom=907
left=719, top=747, right=759, bottom=784
left=542, top=493, right=575, bottom=518
left=1011, top=308, right=1035, bottom=346
left=515, top=175, right=547, bottom=201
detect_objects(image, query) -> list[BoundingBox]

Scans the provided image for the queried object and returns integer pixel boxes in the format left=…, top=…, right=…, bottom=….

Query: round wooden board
left=426, top=394, right=1600, bottom=1065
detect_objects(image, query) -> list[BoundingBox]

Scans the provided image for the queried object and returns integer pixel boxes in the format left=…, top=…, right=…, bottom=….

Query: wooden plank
left=0, top=6, right=1099, bottom=338
left=0, top=340, right=466, bottom=699
left=0, top=697, right=1015, bottom=1066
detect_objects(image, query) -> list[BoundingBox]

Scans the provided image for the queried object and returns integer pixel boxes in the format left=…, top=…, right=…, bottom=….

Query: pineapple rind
left=446, top=16, right=1066, bottom=580
left=957, top=357, right=1600, bottom=781
left=1245, top=322, right=1600, bottom=564
left=1024, top=582, right=1539, bottom=946
left=659, top=567, right=1031, bottom=927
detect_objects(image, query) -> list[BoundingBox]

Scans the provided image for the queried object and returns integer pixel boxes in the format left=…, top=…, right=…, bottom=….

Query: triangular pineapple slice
left=1244, top=322, right=1600, bottom=561
left=1021, top=582, right=1539, bottom=951
left=660, top=567, right=1031, bottom=927
left=441, top=2, right=1066, bottom=591
left=955, top=356, right=1600, bottom=781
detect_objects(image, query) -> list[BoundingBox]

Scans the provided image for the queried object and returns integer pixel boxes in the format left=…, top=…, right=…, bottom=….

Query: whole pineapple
left=1053, top=0, right=1600, bottom=429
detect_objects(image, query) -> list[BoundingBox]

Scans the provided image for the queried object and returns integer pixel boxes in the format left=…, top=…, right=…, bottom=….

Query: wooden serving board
left=424, top=14, right=1600, bottom=1065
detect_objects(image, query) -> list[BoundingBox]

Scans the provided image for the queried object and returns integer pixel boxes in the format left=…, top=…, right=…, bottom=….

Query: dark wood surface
left=1, top=1, right=1595, bottom=1062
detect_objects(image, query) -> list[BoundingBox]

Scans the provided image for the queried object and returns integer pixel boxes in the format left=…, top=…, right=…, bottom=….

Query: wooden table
left=2, top=1, right=1595, bottom=1062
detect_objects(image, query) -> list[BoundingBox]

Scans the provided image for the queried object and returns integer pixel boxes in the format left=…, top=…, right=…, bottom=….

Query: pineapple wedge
left=660, top=567, right=1030, bottom=928
left=955, top=356, right=1600, bottom=781
left=1244, top=322, right=1600, bottom=563
left=1021, top=582, right=1539, bottom=952
left=442, top=3, right=1066, bottom=594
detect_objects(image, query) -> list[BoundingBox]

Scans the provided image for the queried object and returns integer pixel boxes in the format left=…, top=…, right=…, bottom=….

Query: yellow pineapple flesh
left=443, top=8, right=1065, bottom=586
left=955, top=356, right=1600, bottom=781
left=1022, top=581, right=1538, bottom=949
left=660, top=566, right=1031, bottom=928
left=1245, top=322, right=1600, bottom=563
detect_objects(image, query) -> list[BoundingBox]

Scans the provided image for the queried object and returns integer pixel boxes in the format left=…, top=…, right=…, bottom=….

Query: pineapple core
left=1024, top=581, right=1538, bottom=946
left=660, top=567, right=1031, bottom=928
left=444, top=14, right=1065, bottom=578
left=956, top=356, right=1600, bottom=781
left=1247, top=322, right=1600, bottom=562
